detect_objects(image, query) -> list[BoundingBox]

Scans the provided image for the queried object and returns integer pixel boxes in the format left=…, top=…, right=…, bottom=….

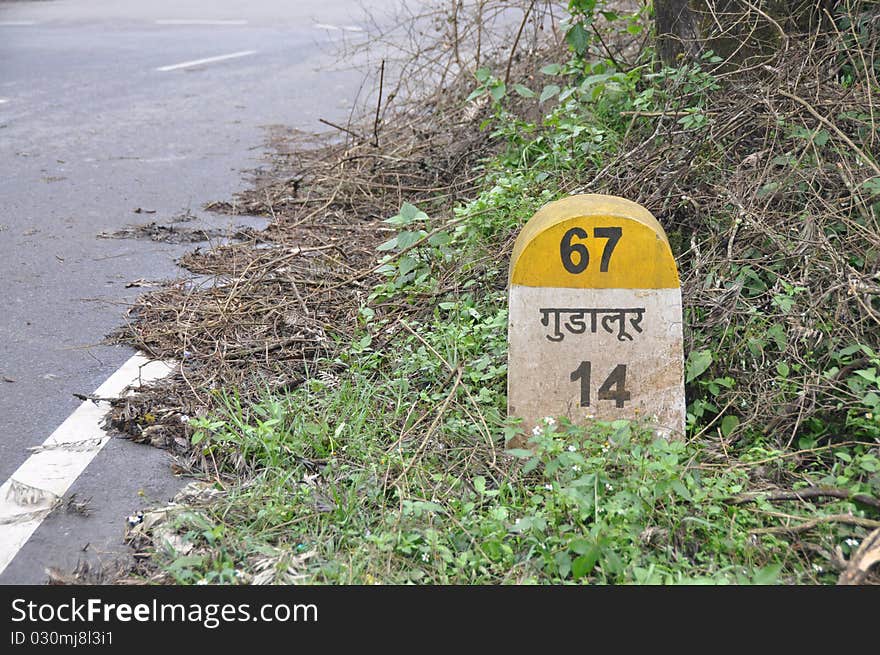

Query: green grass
left=137, top=12, right=880, bottom=585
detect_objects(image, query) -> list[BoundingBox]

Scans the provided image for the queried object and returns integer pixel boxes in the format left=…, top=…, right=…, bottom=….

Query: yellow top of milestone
left=509, top=194, right=679, bottom=289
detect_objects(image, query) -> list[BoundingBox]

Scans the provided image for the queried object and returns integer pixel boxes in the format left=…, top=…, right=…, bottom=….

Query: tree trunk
left=654, top=0, right=703, bottom=65
left=653, top=1, right=836, bottom=66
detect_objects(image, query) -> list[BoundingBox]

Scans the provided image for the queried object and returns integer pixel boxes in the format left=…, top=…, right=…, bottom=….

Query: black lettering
left=560, top=227, right=589, bottom=274
left=597, top=364, right=630, bottom=408
left=570, top=361, right=592, bottom=407
left=593, top=226, right=622, bottom=272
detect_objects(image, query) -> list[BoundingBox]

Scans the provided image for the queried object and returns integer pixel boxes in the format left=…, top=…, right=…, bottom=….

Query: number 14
left=570, top=361, right=630, bottom=408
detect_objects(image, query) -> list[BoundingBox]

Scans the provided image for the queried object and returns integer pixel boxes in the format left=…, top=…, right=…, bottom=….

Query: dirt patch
left=98, top=210, right=256, bottom=244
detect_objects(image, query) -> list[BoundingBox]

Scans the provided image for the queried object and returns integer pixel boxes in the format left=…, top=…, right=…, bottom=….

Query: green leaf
left=572, top=546, right=600, bottom=580
left=752, top=563, right=782, bottom=585
left=395, top=230, right=423, bottom=251
left=670, top=479, right=691, bottom=500
left=601, top=549, right=624, bottom=575
left=539, top=84, right=560, bottom=104
left=813, top=129, right=830, bottom=146
left=375, top=263, right=395, bottom=276
left=167, top=555, right=204, bottom=569
left=540, top=63, right=563, bottom=76
left=855, top=368, right=879, bottom=383
left=720, top=415, right=740, bottom=438
left=415, top=501, right=444, bottom=514
left=565, top=22, right=590, bottom=55
left=581, top=73, right=614, bottom=88
left=386, top=202, right=428, bottom=226
left=509, top=516, right=534, bottom=533
left=376, top=236, right=398, bottom=251
left=490, top=82, right=506, bottom=102
left=776, top=362, right=790, bottom=377
left=838, top=343, right=863, bottom=357
left=859, top=456, right=879, bottom=473
left=512, top=83, right=535, bottom=98
left=685, top=349, right=713, bottom=383
left=397, top=255, right=419, bottom=277
left=555, top=552, right=572, bottom=578
left=522, top=457, right=540, bottom=474
left=767, top=324, right=787, bottom=350
left=772, top=293, right=796, bottom=313
left=505, top=448, right=534, bottom=458
left=191, top=431, right=205, bottom=445
left=860, top=177, right=880, bottom=197
left=559, top=86, right=577, bottom=102
left=465, top=87, right=485, bottom=103
left=428, top=231, right=452, bottom=247
left=757, top=181, right=780, bottom=198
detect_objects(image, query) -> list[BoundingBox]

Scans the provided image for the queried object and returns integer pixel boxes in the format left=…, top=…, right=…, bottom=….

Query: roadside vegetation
left=113, top=1, right=880, bottom=584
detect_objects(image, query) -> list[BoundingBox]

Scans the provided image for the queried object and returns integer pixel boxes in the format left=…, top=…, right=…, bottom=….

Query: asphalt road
left=0, top=0, right=399, bottom=584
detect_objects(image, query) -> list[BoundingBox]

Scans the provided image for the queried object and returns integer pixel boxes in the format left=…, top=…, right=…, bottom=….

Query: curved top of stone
left=509, top=194, right=679, bottom=289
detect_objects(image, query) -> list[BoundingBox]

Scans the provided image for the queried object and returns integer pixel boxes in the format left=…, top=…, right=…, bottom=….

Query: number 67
left=560, top=226, right=622, bottom=274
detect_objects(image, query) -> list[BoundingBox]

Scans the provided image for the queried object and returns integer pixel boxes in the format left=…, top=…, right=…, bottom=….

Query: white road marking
left=155, top=19, right=248, bottom=26
left=156, top=50, right=257, bottom=72
left=313, top=23, right=363, bottom=32
left=0, top=21, right=38, bottom=27
left=0, top=355, right=174, bottom=576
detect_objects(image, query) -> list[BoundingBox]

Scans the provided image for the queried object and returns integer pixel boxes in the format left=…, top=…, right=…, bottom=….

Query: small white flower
left=543, top=416, right=556, bottom=427
left=567, top=445, right=576, bottom=452
left=532, top=425, right=542, bottom=436
left=179, top=414, right=190, bottom=424
left=572, top=465, right=582, bottom=473
left=544, top=484, right=553, bottom=491
left=845, top=538, right=860, bottom=547
left=601, top=445, right=609, bottom=454
left=421, top=552, right=430, bottom=562
left=605, top=483, right=613, bottom=492
left=584, top=414, right=595, bottom=420
left=812, top=563, right=823, bottom=573
left=866, top=413, right=874, bottom=420
left=196, top=579, right=209, bottom=585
